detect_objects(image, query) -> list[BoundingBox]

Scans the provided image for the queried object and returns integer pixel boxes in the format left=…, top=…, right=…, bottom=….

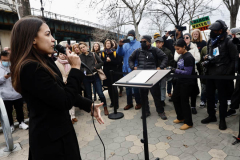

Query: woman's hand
left=106, top=57, right=111, bottom=62
left=66, top=48, right=81, bottom=70
left=91, top=102, right=104, bottom=124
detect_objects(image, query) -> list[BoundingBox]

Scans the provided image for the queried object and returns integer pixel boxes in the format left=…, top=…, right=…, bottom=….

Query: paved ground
left=0, top=89, right=240, bottom=160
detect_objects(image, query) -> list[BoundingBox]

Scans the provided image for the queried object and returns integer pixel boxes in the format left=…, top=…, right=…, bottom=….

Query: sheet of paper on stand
left=128, top=70, right=158, bottom=83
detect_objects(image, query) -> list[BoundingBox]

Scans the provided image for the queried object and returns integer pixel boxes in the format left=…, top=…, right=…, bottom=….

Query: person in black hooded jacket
left=128, top=35, right=168, bottom=120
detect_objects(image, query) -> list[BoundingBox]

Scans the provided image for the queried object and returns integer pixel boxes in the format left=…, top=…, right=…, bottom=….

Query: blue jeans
left=126, top=87, right=141, bottom=105
left=83, top=74, right=107, bottom=106
left=160, top=77, right=167, bottom=101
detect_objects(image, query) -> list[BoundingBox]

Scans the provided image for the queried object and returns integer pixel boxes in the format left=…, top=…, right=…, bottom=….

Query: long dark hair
left=10, top=16, right=57, bottom=93
left=92, top=42, right=101, bottom=53
left=174, top=39, right=190, bottom=51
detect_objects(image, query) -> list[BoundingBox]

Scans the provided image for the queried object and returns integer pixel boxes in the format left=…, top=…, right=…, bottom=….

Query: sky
left=29, top=0, right=240, bottom=36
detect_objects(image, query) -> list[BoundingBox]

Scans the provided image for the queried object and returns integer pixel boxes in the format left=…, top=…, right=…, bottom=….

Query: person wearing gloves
left=171, top=39, right=196, bottom=130
left=128, top=35, right=168, bottom=119
left=174, top=33, right=200, bottom=114
left=117, top=30, right=142, bottom=110
left=0, top=51, right=29, bottom=133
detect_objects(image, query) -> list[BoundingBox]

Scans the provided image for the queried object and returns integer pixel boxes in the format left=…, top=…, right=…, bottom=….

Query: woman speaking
left=10, top=17, right=104, bottom=160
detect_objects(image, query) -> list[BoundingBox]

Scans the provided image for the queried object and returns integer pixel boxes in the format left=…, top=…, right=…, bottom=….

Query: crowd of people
left=1, top=19, right=240, bottom=135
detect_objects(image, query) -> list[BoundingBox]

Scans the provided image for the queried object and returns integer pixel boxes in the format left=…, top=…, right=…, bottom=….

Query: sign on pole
left=190, top=16, right=211, bottom=31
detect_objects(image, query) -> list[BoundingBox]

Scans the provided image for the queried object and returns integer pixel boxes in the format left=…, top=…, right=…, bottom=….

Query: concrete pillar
left=0, top=30, right=11, bottom=51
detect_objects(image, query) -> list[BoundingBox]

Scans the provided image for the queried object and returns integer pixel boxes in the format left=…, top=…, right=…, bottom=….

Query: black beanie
left=142, top=35, right=152, bottom=43
left=128, top=30, right=135, bottom=37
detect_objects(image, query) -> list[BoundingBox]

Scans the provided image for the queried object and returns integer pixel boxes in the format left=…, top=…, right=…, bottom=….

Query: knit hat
left=128, top=30, right=135, bottom=37
left=142, top=35, right=152, bottom=43
left=154, top=33, right=161, bottom=39
left=184, top=33, right=192, bottom=40
left=155, top=37, right=164, bottom=42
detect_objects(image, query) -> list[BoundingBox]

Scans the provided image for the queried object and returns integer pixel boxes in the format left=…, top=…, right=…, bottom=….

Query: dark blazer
left=20, top=56, right=92, bottom=160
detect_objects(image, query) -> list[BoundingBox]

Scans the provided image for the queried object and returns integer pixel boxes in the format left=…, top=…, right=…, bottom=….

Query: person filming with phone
left=10, top=17, right=104, bottom=160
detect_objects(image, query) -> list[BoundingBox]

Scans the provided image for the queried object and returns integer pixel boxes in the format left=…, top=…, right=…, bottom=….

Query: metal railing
left=30, top=8, right=126, bottom=35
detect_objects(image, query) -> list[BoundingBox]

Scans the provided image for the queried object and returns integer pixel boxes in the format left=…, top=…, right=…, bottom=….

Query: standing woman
left=79, top=42, right=109, bottom=115
left=172, top=39, right=195, bottom=130
left=55, top=52, right=78, bottom=124
left=101, top=39, right=120, bottom=108
left=174, top=34, right=200, bottom=114
left=10, top=17, right=104, bottom=160
left=72, top=43, right=81, bottom=55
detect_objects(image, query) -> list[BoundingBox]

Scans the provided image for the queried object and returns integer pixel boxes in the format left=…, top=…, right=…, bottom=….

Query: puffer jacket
left=174, top=42, right=200, bottom=73
left=0, top=63, right=22, bottom=100
left=128, top=46, right=168, bottom=70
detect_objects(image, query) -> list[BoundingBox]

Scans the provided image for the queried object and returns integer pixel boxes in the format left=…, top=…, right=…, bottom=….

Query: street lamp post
left=40, top=0, right=44, bottom=17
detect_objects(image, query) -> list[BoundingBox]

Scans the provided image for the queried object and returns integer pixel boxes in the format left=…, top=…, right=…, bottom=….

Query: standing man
left=201, top=20, right=238, bottom=130
left=117, top=30, right=142, bottom=110
left=0, top=51, right=28, bottom=133
left=128, top=35, right=168, bottom=119
left=152, top=33, right=161, bottom=47
left=155, top=37, right=174, bottom=106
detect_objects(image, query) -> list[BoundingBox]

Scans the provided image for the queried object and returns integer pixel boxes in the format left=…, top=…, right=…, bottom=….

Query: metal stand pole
left=108, top=70, right=124, bottom=120
left=139, top=89, right=150, bottom=160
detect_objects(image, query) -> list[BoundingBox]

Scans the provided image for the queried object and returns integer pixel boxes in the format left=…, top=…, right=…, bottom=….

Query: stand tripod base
left=108, top=112, right=124, bottom=120
left=232, top=136, right=240, bottom=145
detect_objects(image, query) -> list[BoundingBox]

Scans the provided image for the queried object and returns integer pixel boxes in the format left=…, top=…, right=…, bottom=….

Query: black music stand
left=113, top=70, right=170, bottom=160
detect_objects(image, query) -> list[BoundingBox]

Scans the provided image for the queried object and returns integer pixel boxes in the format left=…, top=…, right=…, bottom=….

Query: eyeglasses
left=140, top=41, right=147, bottom=43
left=184, top=37, right=190, bottom=39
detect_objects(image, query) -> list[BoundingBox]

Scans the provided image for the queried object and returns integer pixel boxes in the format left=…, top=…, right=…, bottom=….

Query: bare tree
left=92, top=28, right=118, bottom=43
left=223, top=0, right=240, bottom=28
left=147, top=13, right=169, bottom=36
left=83, top=0, right=151, bottom=40
left=150, top=0, right=220, bottom=26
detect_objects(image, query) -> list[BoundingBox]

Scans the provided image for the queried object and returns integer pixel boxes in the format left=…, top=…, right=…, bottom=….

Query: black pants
left=3, top=98, right=24, bottom=126
left=230, top=79, right=240, bottom=110
left=172, top=82, right=193, bottom=126
left=108, top=83, right=119, bottom=107
left=206, top=79, right=228, bottom=119
left=227, top=80, right=234, bottom=100
left=140, top=82, right=164, bottom=114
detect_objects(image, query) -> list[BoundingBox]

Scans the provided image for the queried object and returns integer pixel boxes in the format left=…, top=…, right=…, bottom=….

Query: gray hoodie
left=0, top=63, right=22, bottom=100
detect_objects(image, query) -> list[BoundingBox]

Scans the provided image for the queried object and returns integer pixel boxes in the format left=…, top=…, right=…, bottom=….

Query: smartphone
left=122, top=39, right=130, bottom=43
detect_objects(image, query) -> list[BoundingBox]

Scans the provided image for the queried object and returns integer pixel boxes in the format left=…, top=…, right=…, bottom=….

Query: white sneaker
left=19, top=122, right=29, bottom=130
left=10, top=125, right=15, bottom=133
left=200, top=101, right=206, bottom=108
left=227, top=100, right=231, bottom=106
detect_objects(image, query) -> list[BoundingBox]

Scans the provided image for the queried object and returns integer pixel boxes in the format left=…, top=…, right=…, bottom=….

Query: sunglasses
left=184, top=37, right=190, bottom=39
left=140, top=41, right=147, bottom=43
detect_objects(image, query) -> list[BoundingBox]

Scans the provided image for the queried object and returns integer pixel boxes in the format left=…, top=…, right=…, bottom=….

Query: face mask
left=210, top=31, right=219, bottom=39
left=2, top=61, right=10, bottom=67
left=127, top=36, right=134, bottom=41
left=141, top=42, right=149, bottom=50
left=53, top=53, right=58, bottom=57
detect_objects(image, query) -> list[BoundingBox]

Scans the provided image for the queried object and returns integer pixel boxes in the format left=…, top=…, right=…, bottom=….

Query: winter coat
left=101, top=49, right=121, bottom=86
left=79, top=52, right=103, bottom=75
left=21, top=56, right=93, bottom=160
left=116, top=39, right=141, bottom=73
left=128, top=46, right=168, bottom=70
left=0, top=63, right=22, bottom=101
left=55, top=61, right=70, bottom=83
left=160, top=47, right=175, bottom=67
left=174, top=42, right=200, bottom=73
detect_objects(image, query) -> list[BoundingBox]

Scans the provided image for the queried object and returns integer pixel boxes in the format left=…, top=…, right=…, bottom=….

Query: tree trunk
left=134, top=24, right=140, bottom=40
left=18, top=0, right=31, bottom=17
left=230, top=13, right=237, bottom=28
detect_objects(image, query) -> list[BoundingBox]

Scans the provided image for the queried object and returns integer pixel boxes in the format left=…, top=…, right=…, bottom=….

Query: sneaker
left=200, top=101, right=206, bottom=108
left=109, top=104, right=114, bottom=108
left=10, top=125, right=15, bottom=133
left=201, top=116, right=217, bottom=124
left=226, top=109, right=237, bottom=117
left=158, top=112, right=167, bottom=120
left=227, top=100, right=231, bottom=106
left=141, top=112, right=151, bottom=119
left=191, top=107, right=197, bottom=114
left=19, top=122, right=29, bottom=130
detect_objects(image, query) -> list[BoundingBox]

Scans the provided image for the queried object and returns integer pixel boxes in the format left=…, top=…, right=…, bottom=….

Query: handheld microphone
left=55, top=44, right=91, bottom=71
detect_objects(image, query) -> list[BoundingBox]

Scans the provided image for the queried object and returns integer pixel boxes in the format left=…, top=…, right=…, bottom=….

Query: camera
left=201, top=55, right=215, bottom=67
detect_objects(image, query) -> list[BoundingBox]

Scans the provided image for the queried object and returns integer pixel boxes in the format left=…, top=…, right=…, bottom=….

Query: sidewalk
left=0, top=90, right=239, bottom=160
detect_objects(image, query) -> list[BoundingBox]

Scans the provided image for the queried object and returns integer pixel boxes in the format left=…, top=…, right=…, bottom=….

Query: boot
left=219, top=119, right=227, bottom=130
left=104, top=107, right=109, bottom=115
